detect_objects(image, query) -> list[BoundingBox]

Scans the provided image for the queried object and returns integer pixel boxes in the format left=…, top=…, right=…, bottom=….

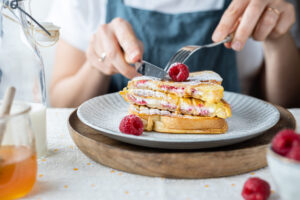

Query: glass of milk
left=30, top=103, right=47, bottom=158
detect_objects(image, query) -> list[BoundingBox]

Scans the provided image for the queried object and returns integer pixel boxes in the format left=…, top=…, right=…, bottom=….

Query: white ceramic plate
left=77, top=92, right=280, bottom=149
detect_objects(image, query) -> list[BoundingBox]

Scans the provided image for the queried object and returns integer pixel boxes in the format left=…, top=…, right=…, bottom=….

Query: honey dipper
left=0, top=87, right=16, bottom=146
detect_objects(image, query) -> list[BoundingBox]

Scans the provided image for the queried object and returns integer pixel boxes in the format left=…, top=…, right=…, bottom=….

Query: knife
left=135, top=60, right=168, bottom=79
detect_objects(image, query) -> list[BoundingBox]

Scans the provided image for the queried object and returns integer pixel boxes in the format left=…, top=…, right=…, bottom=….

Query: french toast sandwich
left=120, top=71, right=231, bottom=134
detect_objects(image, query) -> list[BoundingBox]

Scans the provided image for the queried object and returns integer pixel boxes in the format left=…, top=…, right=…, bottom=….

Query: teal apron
left=106, top=0, right=240, bottom=93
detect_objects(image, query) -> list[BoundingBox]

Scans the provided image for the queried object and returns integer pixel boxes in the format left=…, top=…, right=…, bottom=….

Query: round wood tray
left=68, top=106, right=295, bottom=179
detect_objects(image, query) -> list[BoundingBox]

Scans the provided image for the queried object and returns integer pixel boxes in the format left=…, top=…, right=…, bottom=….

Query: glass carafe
left=0, top=102, right=37, bottom=199
left=0, top=0, right=47, bottom=157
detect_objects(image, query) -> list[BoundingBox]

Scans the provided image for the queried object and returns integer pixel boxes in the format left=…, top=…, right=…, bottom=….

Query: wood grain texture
left=68, top=106, right=295, bottom=179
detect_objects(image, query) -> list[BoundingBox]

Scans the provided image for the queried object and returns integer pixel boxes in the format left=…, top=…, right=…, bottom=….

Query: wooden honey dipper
left=0, top=87, right=16, bottom=147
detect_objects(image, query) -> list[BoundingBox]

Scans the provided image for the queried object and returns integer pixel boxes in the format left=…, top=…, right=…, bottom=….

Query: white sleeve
left=47, top=0, right=107, bottom=52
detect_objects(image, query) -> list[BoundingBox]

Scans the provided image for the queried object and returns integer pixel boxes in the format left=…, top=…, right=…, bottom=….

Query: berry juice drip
left=0, top=145, right=37, bottom=200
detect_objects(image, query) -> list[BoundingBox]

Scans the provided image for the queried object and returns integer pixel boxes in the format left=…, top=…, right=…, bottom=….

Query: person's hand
left=86, top=18, right=143, bottom=79
left=212, top=0, right=296, bottom=51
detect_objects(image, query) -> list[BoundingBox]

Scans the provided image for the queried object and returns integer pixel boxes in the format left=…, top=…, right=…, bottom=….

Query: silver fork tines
left=164, top=34, right=233, bottom=71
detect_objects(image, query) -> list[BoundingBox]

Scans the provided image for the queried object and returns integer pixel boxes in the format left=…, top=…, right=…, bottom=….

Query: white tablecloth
left=22, top=109, right=300, bottom=200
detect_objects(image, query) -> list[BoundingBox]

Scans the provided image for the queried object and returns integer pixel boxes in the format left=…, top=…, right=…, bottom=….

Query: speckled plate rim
left=77, top=91, right=280, bottom=145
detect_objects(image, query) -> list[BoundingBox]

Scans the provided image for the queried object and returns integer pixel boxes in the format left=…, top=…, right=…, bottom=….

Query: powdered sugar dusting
left=188, top=71, right=222, bottom=83
left=132, top=76, right=161, bottom=81
left=132, top=71, right=222, bottom=86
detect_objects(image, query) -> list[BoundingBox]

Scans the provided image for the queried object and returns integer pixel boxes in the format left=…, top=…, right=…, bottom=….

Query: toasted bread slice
left=129, top=105, right=228, bottom=134
left=120, top=88, right=231, bottom=119
left=128, top=71, right=224, bottom=102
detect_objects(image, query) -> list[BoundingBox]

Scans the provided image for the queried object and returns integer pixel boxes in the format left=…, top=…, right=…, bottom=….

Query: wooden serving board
left=68, top=106, right=295, bottom=179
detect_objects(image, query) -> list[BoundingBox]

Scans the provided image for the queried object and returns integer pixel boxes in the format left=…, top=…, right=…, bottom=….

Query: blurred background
left=23, top=0, right=265, bottom=106
left=28, top=0, right=299, bottom=107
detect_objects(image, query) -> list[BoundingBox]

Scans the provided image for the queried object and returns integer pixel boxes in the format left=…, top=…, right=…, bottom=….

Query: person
left=48, top=0, right=300, bottom=108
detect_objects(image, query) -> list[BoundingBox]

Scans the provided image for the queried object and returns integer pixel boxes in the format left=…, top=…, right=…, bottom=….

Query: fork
left=164, top=34, right=234, bottom=71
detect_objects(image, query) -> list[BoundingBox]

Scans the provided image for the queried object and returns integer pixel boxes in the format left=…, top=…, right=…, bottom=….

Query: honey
left=0, top=145, right=37, bottom=200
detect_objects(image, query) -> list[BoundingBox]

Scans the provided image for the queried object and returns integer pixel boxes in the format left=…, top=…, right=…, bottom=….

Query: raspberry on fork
left=242, top=177, right=271, bottom=200
left=271, top=129, right=300, bottom=156
left=168, top=63, right=189, bottom=82
left=119, top=114, right=144, bottom=136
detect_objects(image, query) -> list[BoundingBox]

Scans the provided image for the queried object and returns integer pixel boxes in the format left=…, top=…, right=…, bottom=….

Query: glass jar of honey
left=0, top=102, right=37, bottom=200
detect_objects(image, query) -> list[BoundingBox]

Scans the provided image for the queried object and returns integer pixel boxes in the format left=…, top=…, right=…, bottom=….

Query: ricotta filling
left=127, top=93, right=215, bottom=116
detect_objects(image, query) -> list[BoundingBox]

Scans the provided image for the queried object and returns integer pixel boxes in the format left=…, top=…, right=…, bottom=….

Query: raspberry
left=271, top=129, right=300, bottom=156
left=136, top=80, right=147, bottom=85
left=286, top=145, right=300, bottom=162
left=242, top=177, right=270, bottom=200
left=168, top=63, right=189, bottom=82
left=119, top=114, right=144, bottom=136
